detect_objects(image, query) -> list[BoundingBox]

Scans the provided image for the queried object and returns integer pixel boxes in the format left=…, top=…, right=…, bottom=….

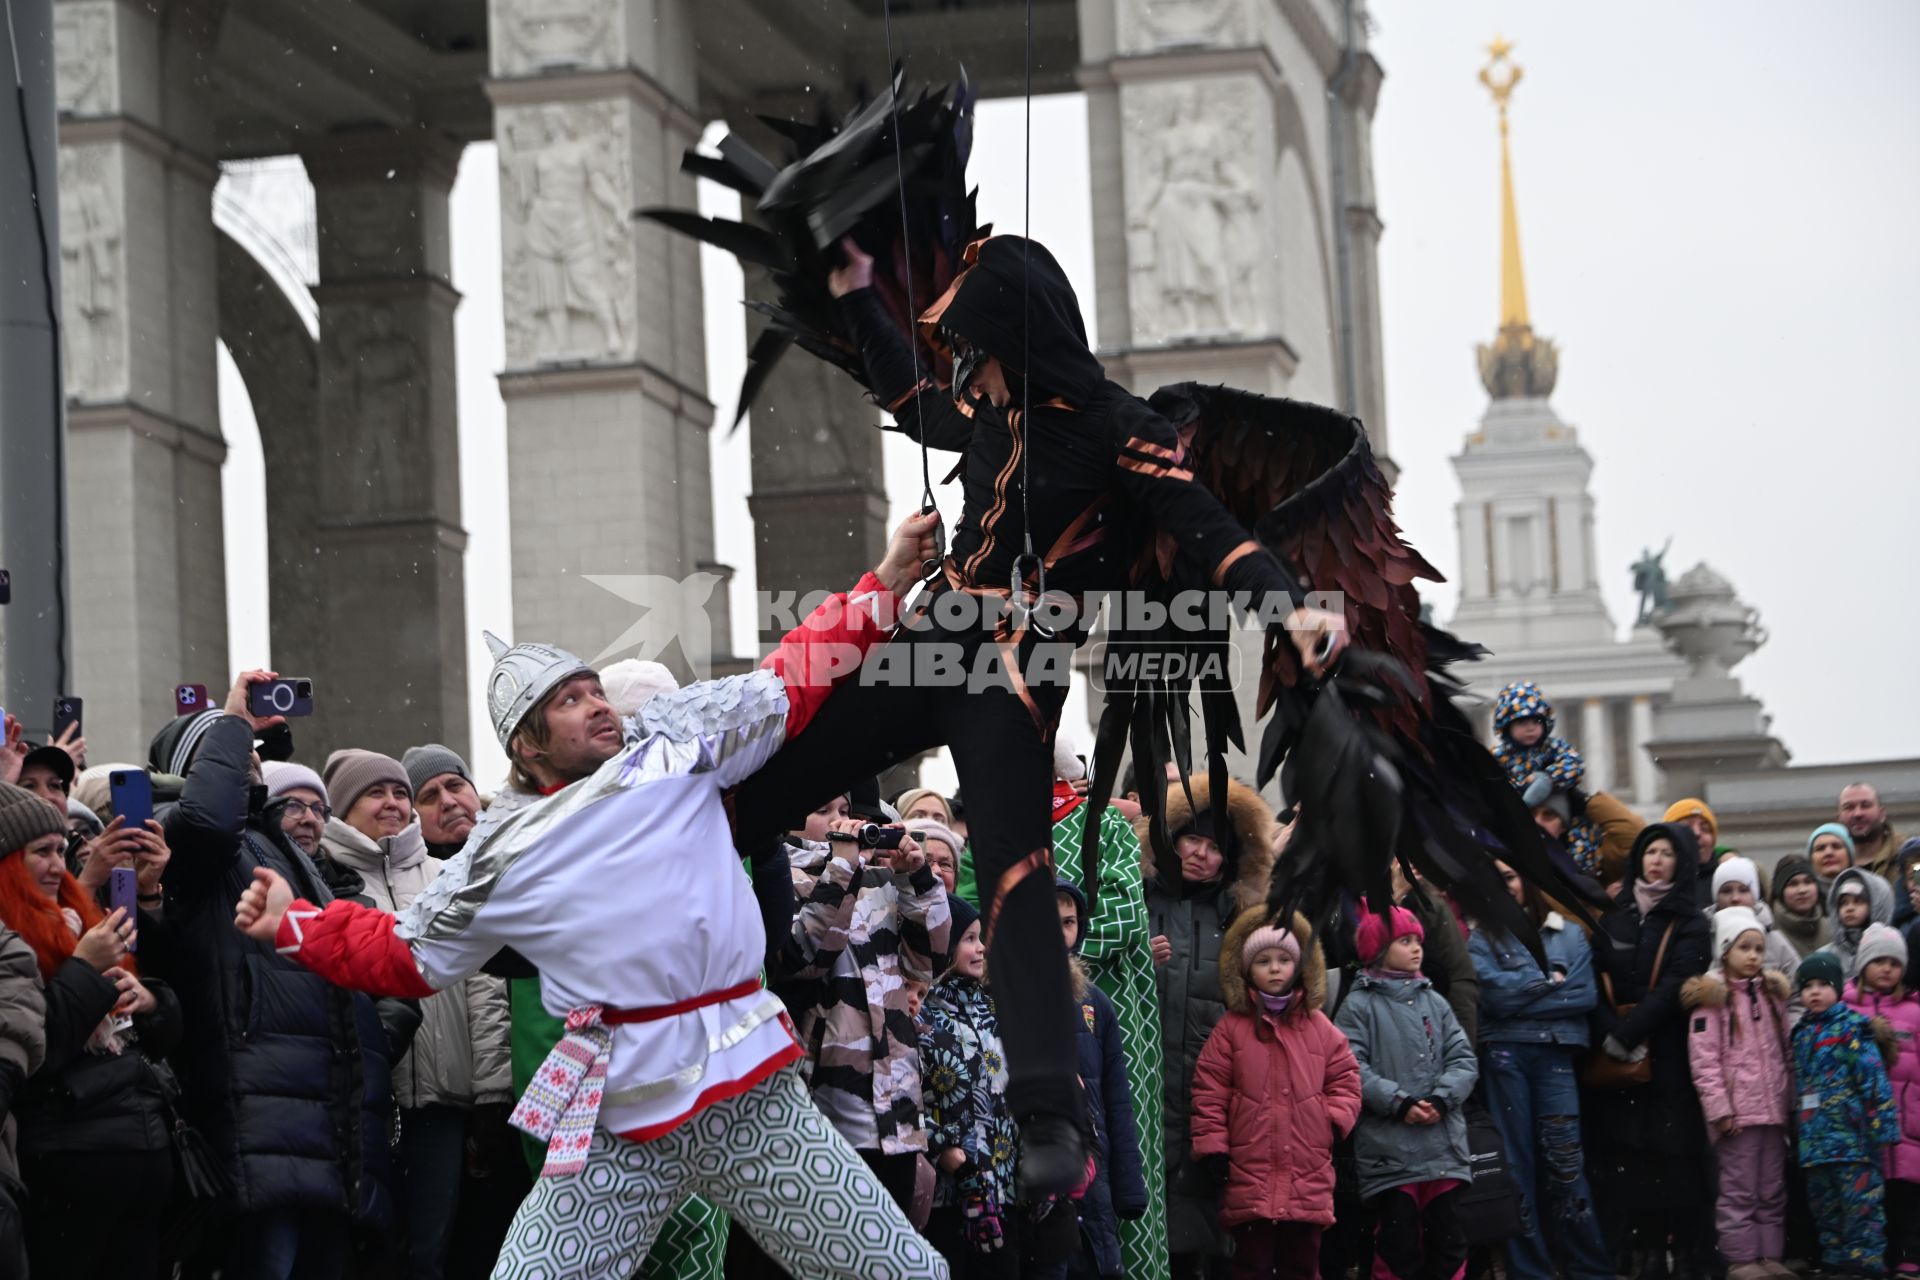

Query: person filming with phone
left=0, top=780, right=182, bottom=1280
left=145, top=670, right=406, bottom=1279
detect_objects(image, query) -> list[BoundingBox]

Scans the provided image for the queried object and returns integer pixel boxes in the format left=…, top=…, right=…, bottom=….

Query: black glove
left=1197, top=1153, right=1230, bottom=1187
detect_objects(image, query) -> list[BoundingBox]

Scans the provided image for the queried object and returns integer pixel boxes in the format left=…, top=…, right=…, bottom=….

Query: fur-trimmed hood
left=1681, top=969, right=1792, bottom=1010
left=1219, top=906, right=1325, bottom=1017
left=1139, top=774, right=1275, bottom=914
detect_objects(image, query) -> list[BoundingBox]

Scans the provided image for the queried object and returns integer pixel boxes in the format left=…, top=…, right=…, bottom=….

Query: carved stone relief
left=489, top=0, right=617, bottom=76
left=321, top=303, right=424, bottom=514
left=59, top=144, right=125, bottom=399
left=1123, top=81, right=1265, bottom=344
left=54, top=2, right=115, bottom=117
left=498, top=101, right=636, bottom=365
left=1118, top=0, right=1250, bottom=55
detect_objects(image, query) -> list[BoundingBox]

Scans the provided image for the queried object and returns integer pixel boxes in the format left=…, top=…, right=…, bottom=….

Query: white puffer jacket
left=319, top=818, right=513, bottom=1109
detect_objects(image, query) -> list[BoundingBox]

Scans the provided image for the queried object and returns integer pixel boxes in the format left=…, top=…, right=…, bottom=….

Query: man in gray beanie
left=234, top=513, right=953, bottom=1280
left=403, top=745, right=479, bottom=861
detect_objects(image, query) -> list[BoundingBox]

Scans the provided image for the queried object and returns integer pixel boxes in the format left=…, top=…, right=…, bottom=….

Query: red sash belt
left=603, top=977, right=763, bottom=1025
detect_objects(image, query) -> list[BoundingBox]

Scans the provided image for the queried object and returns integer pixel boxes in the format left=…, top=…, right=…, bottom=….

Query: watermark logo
left=581, top=571, right=723, bottom=674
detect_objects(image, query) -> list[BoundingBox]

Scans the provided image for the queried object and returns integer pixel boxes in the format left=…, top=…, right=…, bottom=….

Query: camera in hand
left=827, top=823, right=905, bottom=851
left=247, top=677, right=314, bottom=718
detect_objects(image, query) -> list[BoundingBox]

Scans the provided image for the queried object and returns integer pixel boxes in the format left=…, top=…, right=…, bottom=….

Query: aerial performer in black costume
left=646, top=73, right=1605, bottom=1193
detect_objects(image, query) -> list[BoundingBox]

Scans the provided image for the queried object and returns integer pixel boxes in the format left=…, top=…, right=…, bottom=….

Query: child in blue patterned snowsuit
left=1790, top=951, right=1898, bottom=1277
left=1492, top=681, right=1601, bottom=876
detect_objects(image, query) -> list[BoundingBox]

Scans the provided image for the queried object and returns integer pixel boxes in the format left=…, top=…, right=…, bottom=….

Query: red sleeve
left=760, top=570, right=897, bottom=739
left=274, top=898, right=438, bottom=999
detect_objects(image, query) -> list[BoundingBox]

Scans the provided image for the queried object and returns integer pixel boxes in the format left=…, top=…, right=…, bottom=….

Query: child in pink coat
left=1681, top=906, right=1794, bottom=1280
left=1844, top=921, right=1920, bottom=1273
left=1190, top=907, right=1362, bottom=1280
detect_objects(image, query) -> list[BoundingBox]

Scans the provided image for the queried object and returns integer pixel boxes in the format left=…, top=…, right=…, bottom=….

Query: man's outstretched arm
left=236, top=867, right=439, bottom=999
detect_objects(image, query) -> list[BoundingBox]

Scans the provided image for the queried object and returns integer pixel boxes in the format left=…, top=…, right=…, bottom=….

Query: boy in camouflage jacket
left=1790, top=951, right=1898, bottom=1276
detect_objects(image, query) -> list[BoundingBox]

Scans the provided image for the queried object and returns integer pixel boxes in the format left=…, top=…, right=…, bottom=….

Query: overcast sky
left=219, top=0, right=1918, bottom=787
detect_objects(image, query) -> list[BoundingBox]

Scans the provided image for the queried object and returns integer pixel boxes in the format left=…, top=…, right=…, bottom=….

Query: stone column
left=299, top=130, right=469, bottom=758
left=54, top=0, right=229, bottom=759
left=1079, top=0, right=1376, bottom=799
left=1630, top=694, right=1657, bottom=806
left=728, top=129, right=888, bottom=644
left=486, top=0, right=732, bottom=680
left=1581, top=696, right=1613, bottom=793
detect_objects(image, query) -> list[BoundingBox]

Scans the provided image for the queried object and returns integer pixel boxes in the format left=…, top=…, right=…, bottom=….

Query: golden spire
left=1480, top=37, right=1528, bottom=329
left=1475, top=36, right=1558, bottom=400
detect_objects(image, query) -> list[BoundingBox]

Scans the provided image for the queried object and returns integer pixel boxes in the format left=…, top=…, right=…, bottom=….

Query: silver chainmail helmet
left=483, top=631, right=595, bottom=751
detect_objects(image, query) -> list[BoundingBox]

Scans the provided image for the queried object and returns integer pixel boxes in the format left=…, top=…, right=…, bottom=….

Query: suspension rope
left=878, top=0, right=943, bottom=579
left=1011, top=0, right=1055, bottom=637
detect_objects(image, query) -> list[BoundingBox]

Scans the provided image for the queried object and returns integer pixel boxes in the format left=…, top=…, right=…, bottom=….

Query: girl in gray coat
left=1333, top=905, right=1478, bottom=1280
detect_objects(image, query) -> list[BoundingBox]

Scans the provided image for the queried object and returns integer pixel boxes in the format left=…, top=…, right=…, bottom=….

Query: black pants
left=859, top=1149, right=921, bottom=1217
left=22, top=1146, right=174, bottom=1280
left=1369, top=1183, right=1467, bottom=1280
left=1889, top=1177, right=1920, bottom=1271
left=1233, top=1221, right=1325, bottom=1280
left=734, top=614, right=1080, bottom=1125
left=927, top=1203, right=1025, bottom=1279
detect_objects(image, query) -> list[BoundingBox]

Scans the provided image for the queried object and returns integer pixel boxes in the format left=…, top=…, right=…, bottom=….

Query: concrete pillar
left=1630, top=694, right=1657, bottom=806
left=53, top=0, right=228, bottom=760
left=486, top=0, right=732, bottom=679
left=1581, top=696, right=1613, bottom=794
left=1079, top=0, right=1375, bottom=805
left=298, top=130, right=469, bottom=758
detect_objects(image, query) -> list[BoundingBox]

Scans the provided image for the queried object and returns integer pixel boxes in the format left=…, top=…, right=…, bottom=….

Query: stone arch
left=1264, top=80, right=1342, bottom=402
left=214, top=230, right=328, bottom=714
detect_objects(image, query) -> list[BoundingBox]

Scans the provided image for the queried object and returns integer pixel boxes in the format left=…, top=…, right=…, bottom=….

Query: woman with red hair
left=0, top=781, right=181, bottom=1279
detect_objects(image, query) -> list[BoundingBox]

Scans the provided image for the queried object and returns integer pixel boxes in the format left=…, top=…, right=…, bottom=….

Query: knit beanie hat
left=1052, top=727, right=1087, bottom=783
left=1711, top=906, right=1765, bottom=965
left=945, top=893, right=981, bottom=972
left=1770, top=853, right=1818, bottom=904
left=1806, top=822, right=1857, bottom=862
left=149, top=709, right=224, bottom=776
left=1535, top=790, right=1573, bottom=824
left=321, top=749, right=410, bottom=817
left=70, top=765, right=127, bottom=819
left=0, top=782, right=67, bottom=855
left=1852, top=922, right=1908, bottom=981
left=906, top=819, right=964, bottom=862
left=1797, top=951, right=1845, bottom=992
left=1354, top=905, right=1424, bottom=967
left=1663, top=798, right=1718, bottom=842
left=1242, top=924, right=1303, bottom=972
left=1711, top=856, right=1764, bottom=904
left=402, top=744, right=470, bottom=798
left=66, top=798, right=103, bottom=838
left=599, top=659, right=679, bottom=719
left=261, top=761, right=329, bottom=805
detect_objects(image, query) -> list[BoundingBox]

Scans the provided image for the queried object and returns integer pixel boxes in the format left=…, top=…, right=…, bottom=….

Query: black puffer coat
left=1583, top=821, right=1712, bottom=1157
left=150, top=715, right=396, bottom=1228
left=16, top=958, right=183, bottom=1158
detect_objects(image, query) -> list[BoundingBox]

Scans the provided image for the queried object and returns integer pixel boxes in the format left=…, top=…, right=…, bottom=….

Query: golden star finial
left=1479, top=36, right=1523, bottom=115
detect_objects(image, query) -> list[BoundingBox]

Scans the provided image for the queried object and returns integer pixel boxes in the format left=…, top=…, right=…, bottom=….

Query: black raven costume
left=647, top=74, right=1608, bottom=1193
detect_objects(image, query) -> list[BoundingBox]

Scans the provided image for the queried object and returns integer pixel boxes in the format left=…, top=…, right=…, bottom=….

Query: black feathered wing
left=1080, top=383, right=1609, bottom=968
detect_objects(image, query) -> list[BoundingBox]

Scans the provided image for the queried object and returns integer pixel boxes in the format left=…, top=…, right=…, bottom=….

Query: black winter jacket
left=152, top=715, right=396, bottom=1226
left=16, top=959, right=183, bottom=1159
left=1584, top=822, right=1712, bottom=1156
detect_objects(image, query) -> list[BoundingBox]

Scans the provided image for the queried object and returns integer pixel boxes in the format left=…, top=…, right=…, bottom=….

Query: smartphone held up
left=247, top=677, right=315, bottom=719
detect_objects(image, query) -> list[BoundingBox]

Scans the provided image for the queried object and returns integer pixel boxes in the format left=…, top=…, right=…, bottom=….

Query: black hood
left=924, top=235, right=1104, bottom=405
left=1623, top=821, right=1701, bottom=908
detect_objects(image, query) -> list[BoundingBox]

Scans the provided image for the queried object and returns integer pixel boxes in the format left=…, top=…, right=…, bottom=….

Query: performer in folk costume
left=655, top=77, right=1606, bottom=1191
left=232, top=515, right=951, bottom=1280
